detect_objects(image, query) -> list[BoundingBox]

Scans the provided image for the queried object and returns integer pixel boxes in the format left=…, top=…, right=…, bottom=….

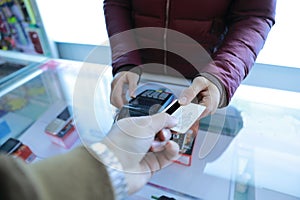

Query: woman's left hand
left=178, top=76, right=220, bottom=118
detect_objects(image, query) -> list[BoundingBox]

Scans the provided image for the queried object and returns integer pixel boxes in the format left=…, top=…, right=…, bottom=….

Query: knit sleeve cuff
left=114, top=65, right=142, bottom=77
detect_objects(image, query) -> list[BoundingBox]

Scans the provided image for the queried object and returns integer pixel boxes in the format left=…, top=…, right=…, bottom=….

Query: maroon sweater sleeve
left=203, top=0, right=276, bottom=104
left=103, top=0, right=142, bottom=75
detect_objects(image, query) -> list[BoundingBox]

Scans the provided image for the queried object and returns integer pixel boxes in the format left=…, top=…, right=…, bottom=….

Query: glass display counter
left=131, top=75, right=300, bottom=200
left=0, top=53, right=299, bottom=200
left=0, top=57, right=114, bottom=160
left=0, top=56, right=83, bottom=162
left=0, top=50, right=47, bottom=84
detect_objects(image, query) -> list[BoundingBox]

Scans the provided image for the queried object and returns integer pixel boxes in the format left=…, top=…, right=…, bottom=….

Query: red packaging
left=45, top=122, right=78, bottom=149
left=172, top=119, right=199, bottom=166
left=0, top=138, right=36, bottom=163
left=12, top=144, right=36, bottom=163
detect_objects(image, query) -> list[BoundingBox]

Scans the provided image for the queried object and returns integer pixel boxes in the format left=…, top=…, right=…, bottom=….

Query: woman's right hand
left=110, top=71, right=140, bottom=108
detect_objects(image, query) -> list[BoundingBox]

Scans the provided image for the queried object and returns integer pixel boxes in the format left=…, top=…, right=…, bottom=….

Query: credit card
left=164, top=100, right=205, bottom=133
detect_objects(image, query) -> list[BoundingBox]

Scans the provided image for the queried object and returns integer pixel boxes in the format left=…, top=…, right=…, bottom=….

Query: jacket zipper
left=163, top=0, right=170, bottom=74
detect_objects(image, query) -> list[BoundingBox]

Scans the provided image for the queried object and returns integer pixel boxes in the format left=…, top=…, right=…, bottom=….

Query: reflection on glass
left=0, top=74, right=53, bottom=145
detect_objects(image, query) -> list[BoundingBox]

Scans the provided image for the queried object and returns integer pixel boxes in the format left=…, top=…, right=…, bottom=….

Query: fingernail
left=130, top=91, right=136, bottom=98
left=151, top=141, right=166, bottom=148
left=162, top=129, right=172, bottom=140
left=179, top=97, right=187, bottom=104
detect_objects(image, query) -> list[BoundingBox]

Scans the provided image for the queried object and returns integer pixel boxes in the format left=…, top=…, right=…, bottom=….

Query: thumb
left=141, top=141, right=180, bottom=173
left=147, top=113, right=178, bottom=135
left=127, top=73, right=139, bottom=97
left=154, top=141, right=180, bottom=168
left=113, top=113, right=178, bottom=142
left=178, top=76, right=207, bottom=105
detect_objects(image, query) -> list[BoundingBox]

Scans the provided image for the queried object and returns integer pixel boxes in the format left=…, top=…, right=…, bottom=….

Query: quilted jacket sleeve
left=203, top=0, right=276, bottom=106
left=103, top=0, right=142, bottom=75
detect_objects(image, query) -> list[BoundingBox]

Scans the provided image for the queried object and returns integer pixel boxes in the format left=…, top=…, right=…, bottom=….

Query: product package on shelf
left=44, top=107, right=78, bottom=149
left=0, top=0, right=54, bottom=56
left=0, top=137, right=36, bottom=163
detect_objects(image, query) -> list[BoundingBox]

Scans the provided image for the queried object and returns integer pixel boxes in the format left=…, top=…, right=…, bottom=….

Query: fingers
left=110, top=74, right=127, bottom=108
left=158, top=141, right=180, bottom=167
left=124, top=169, right=151, bottom=195
left=120, top=138, right=179, bottom=195
left=178, top=76, right=220, bottom=118
left=148, top=113, right=178, bottom=135
left=142, top=141, right=180, bottom=173
left=110, top=71, right=139, bottom=108
left=156, top=128, right=172, bottom=142
left=150, top=140, right=167, bottom=152
left=199, top=84, right=220, bottom=118
left=150, top=128, right=172, bottom=152
left=110, top=88, right=126, bottom=109
left=116, top=113, right=177, bottom=140
left=178, top=76, right=208, bottom=105
left=127, top=72, right=139, bottom=98
left=199, top=93, right=218, bottom=118
left=111, top=112, right=177, bottom=157
left=104, top=114, right=178, bottom=172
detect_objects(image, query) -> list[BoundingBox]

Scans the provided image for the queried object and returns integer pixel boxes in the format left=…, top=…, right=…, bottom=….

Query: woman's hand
left=110, top=71, right=140, bottom=108
left=179, top=76, right=221, bottom=118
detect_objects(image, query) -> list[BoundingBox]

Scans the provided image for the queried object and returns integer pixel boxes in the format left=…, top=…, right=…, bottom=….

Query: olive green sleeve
left=0, top=154, right=39, bottom=200
left=0, top=146, right=115, bottom=200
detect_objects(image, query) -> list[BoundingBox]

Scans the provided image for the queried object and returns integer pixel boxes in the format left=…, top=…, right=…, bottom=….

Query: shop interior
left=0, top=0, right=299, bottom=200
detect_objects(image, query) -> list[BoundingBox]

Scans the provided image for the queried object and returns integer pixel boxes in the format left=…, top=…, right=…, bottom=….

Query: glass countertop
left=0, top=59, right=65, bottom=146
left=18, top=59, right=300, bottom=199
left=1, top=57, right=297, bottom=200
left=131, top=82, right=300, bottom=200
left=202, top=85, right=300, bottom=200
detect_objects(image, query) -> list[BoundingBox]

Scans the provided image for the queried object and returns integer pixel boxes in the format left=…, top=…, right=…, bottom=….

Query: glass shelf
left=0, top=50, right=47, bottom=84
left=0, top=59, right=64, bottom=145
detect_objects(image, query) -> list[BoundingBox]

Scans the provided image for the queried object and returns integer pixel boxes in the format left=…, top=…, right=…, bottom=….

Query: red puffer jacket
left=103, top=0, right=276, bottom=106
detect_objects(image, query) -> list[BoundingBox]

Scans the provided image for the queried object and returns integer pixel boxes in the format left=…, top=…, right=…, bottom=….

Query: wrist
left=114, top=65, right=142, bottom=77
left=89, top=142, right=128, bottom=200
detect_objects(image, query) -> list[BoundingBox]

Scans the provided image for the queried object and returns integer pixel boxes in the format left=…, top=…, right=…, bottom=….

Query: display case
left=0, top=49, right=46, bottom=83
left=0, top=0, right=57, bottom=57
left=0, top=57, right=73, bottom=161
left=0, top=0, right=58, bottom=90
left=0, top=56, right=114, bottom=161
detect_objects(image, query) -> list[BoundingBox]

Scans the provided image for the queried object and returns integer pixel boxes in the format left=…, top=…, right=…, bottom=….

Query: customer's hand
left=102, top=113, right=179, bottom=194
left=110, top=71, right=140, bottom=108
left=179, top=76, right=220, bottom=118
